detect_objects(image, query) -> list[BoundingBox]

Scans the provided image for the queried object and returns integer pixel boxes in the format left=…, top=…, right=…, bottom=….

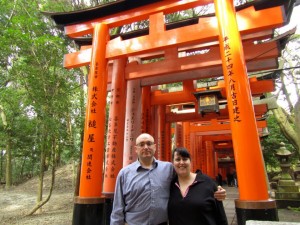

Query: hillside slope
left=0, top=164, right=76, bottom=225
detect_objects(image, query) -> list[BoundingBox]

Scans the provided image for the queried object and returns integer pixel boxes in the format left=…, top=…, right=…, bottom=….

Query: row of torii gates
left=45, top=0, right=296, bottom=224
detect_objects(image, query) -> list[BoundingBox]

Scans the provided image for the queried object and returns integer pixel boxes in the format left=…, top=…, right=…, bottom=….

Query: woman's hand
left=214, top=186, right=226, bottom=201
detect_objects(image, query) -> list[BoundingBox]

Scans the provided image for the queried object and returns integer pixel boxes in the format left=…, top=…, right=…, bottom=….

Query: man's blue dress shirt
left=110, top=159, right=174, bottom=225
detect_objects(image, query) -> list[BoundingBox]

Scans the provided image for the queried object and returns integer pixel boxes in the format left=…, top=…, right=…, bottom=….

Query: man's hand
left=214, top=186, right=226, bottom=201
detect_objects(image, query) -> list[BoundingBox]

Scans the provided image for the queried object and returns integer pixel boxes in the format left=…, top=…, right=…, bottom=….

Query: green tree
left=262, top=114, right=297, bottom=170
left=271, top=31, right=300, bottom=156
left=0, top=0, right=86, bottom=213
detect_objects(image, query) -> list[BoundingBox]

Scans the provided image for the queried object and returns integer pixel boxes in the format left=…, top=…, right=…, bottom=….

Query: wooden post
left=175, top=122, right=183, bottom=147
left=157, top=105, right=166, bottom=160
left=123, top=77, right=142, bottom=166
left=214, top=0, right=278, bottom=224
left=142, top=86, right=151, bottom=134
left=194, top=135, right=203, bottom=173
left=201, top=141, right=208, bottom=174
left=205, top=141, right=214, bottom=178
left=164, top=107, right=172, bottom=162
left=103, top=58, right=127, bottom=194
left=73, top=23, right=109, bottom=225
left=102, top=58, right=127, bottom=224
left=183, top=122, right=192, bottom=170
left=190, top=132, right=196, bottom=172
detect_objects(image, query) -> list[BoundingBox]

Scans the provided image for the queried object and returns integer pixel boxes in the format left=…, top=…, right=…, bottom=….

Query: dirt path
left=0, top=164, right=75, bottom=225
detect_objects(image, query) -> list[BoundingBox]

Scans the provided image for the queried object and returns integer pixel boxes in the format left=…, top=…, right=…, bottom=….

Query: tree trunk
left=294, top=99, right=300, bottom=153
left=28, top=135, right=56, bottom=215
left=36, top=127, right=48, bottom=213
left=272, top=106, right=300, bottom=153
left=0, top=150, right=3, bottom=182
left=74, top=159, right=81, bottom=196
left=5, top=138, right=12, bottom=189
left=27, top=155, right=55, bottom=216
left=19, top=156, right=26, bottom=181
left=37, top=148, right=46, bottom=212
left=0, top=105, right=11, bottom=188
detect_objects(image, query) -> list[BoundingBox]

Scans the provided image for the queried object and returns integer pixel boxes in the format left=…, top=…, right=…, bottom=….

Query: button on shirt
left=110, top=159, right=174, bottom=225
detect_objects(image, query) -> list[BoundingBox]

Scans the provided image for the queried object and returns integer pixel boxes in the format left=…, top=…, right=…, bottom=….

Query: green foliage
left=262, top=114, right=298, bottom=171
left=0, top=0, right=86, bottom=184
left=287, top=206, right=300, bottom=212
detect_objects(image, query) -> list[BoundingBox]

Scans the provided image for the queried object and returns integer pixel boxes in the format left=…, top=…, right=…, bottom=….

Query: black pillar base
left=235, top=199, right=278, bottom=225
left=72, top=197, right=112, bottom=225
left=104, top=197, right=113, bottom=225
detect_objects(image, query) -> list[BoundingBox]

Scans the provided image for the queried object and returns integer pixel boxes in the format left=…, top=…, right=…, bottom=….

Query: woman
left=168, top=147, right=228, bottom=225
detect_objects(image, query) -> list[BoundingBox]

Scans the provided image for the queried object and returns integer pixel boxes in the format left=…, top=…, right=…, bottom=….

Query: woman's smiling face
left=173, top=152, right=191, bottom=176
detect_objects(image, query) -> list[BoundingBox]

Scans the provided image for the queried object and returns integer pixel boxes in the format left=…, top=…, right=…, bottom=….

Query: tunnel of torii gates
left=45, top=0, right=297, bottom=224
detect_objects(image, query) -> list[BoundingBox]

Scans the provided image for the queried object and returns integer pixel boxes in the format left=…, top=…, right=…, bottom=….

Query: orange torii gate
left=45, top=0, right=296, bottom=224
left=154, top=75, right=275, bottom=173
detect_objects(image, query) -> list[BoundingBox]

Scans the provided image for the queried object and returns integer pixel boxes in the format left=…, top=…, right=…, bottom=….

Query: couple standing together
left=110, top=133, right=228, bottom=225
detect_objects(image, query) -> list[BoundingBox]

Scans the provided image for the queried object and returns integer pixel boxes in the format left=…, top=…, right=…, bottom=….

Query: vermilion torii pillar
left=164, top=106, right=172, bottom=162
left=214, top=0, right=277, bottom=224
left=141, top=86, right=151, bottom=134
left=123, top=78, right=142, bottom=166
left=73, top=23, right=109, bottom=225
left=103, top=58, right=127, bottom=195
left=102, top=58, right=127, bottom=224
left=156, top=105, right=167, bottom=160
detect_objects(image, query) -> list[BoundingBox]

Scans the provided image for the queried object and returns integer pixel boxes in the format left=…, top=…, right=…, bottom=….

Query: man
left=110, top=133, right=226, bottom=225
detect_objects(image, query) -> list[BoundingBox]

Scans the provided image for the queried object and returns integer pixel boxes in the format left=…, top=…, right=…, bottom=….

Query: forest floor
left=1, top=164, right=300, bottom=225
left=0, top=164, right=75, bottom=225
